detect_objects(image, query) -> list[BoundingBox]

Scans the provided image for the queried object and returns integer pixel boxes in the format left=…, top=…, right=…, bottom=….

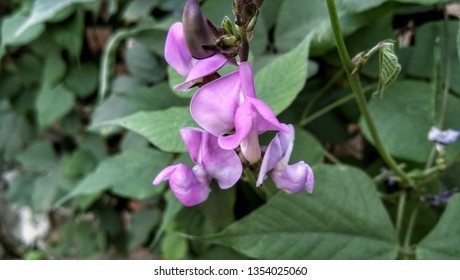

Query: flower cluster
left=153, top=0, right=314, bottom=206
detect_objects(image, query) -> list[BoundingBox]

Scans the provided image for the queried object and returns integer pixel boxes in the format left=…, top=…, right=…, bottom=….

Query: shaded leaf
left=36, top=84, right=75, bottom=129
left=65, top=63, right=98, bottom=97
left=101, top=107, right=198, bottom=153
left=417, top=194, right=460, bottom=259
left=126, top=40, right=165, bottom=84
left=1, top=13, right=44, bottom=49
left=0, top=113, right=33, bottom=161
left=129, top=209, right=160, bottom=250
left=205, top=165, right=399, bottom=259
left=15, top=0, right=95, bottom=37
left=16, top=140, right=58, bottom=172
left=255, top=32, right=314, bottom=115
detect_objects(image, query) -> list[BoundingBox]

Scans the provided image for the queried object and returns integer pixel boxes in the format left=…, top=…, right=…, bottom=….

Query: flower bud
left=233, top=0, right=258, bottom=27
left=216, top=34, right=239, bottom=57
left=183, top=0, right=217, bottom=59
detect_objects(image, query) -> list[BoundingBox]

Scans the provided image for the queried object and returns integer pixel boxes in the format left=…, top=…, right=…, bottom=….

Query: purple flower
left=190, top=61, right=287, bottom=164
left=256, top=124, right=314, bottom=193
left=165, top=22, right=228, bottom=92
left=153, top=128, right=242, bottom=206
left=428, top=126, right=460, bottom=145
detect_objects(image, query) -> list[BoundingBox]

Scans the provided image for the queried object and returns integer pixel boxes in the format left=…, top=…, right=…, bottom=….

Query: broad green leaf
left=1, top=13, right=44, bottom=48
left=15, top=0, right=95, bottom=38
left=126, top=40, right=165, bottom=84
left=457, top=22, right=460, bottom=62
left=129, top=209, right=160, bottom=250
left=416, top=194, right=460, bottom=259
left=275, top=0, right=391, bottom=55
left=65, top=63, right=98, bottom=97
left=102, top=107, right=198, bottom=153
left=50, top=10, right=84, bottom=60
left=361, top=80, right=460, bottom=163
left=16, top=140, right=58, bottom=172
left=290, top=127, right=324, bottom=166
left=43, top=51, right=66, bottom=88
left=255, top=32, right=313, bottom=115
left=161, top=232, right=188, bottom=260
left=406, top=21, right=460, bottom=94
left=122, top=82, right=189, bottom=111
left=90, top=94, right=134, bottom=134
left=151, top=191, right=184, bottom=247
left=396, top=0, right=452, bottom=3
left=0, top=113, right=33, bottom=161
left=36, top=84, right=75, bottom=129
left=123, top=0, right=158, bottom=21
left=377, top=42, right=401, bottom=97
left=205, top=165, right=398, bottom=259
left=56, top=148, right=173, bottom=205
left=64, top=149, right=98, bottom=178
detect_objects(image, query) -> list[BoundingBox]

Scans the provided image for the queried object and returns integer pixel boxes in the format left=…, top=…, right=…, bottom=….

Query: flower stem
left=395, top=189, right=407, bottom=237
left=239, top=27, right=249, bottom=62
left=401, top=203, right=420, bottom=259
left=326, top=0, right=414, bottom=187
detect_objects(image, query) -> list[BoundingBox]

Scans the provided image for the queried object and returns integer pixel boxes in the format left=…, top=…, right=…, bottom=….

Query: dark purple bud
left=233, top=0, right=259, bottom=27
left=215, top=34, right=239, bottom=57
left=183, top=0, right=217, bottom=59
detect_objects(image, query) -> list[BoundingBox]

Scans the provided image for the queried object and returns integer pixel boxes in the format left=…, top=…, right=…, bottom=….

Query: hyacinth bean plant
left=0, top=0, right=459, bottom=260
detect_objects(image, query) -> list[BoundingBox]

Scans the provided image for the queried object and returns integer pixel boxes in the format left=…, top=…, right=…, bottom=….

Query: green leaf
left=406, top=21, right=460, bottom=94
left=15, top=0, right=95, bottom=38
left=126, top=40, right=165, bottom=84
left=123, top=0, right=158, bottom=21
left=64, top=149, right=98, bottom=178
left=16, top=140, right=58, bottom=172
left=50, top=10, right=84, bottom=60
left=36, top=84, right=75, bottom=129
left=275, top=0, right=390, bottom=55
left=122, top=82, right=189, bottom=111
left=102, top=107, right=198, bottom=153
left=161, top=232, right=188, bottom=260
left=290, top=127, right=324, bottom=166
left=129, top=209, right=160, bottom=250
left=56, top=148, right=173, bottom=205
left=43, top=51, right=66, bottom=88
left=376, top=43, right=401, bottom=97
left=1, top=13, right=44, bottom=49
left=151, top=191, right=184, bottom=247
left=255, top=32, right=313, bottom=115
left=0, top=113, right=33, bottom=161
left=205, top=165, right=399, bottom=259
left=361, top=80, right=460, bottom=163
left=416, top=194, right=460, bottom=259
left=65, top=63, right=98, bottom=97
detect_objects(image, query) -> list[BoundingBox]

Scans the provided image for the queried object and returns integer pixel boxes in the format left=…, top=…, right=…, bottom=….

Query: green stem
left=395, top=190, right=407, bottom=237
left=300, top=70, right=345, bottom=121
left=437, top=8, right=452, bottom=129
left=239, top=28, right=249, bottom=62
left=326, top=0, right=414, bottom=186
left=299, top=94, right=354, bottom=127
left=402, top=203, right=420, bottom=259
left=323, top=149, right=342, bottom=165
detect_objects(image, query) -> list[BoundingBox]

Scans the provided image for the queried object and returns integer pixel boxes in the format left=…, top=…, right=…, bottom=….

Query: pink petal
left=217, top=100, right=253, bottom=150
left=190, top=71, right=241, bottom=136
left=239, top=62, right=256, bottom=98
left=168, top=164, right=211, bottom=206
left=248, top=97, right=288, bottom=134
left=174, top=55, right=228, bottom=92
left=164, top=22, right=193, bottom=77
left=200, top=132, right=243, bottom=189
left=153, top=164, right=180, bottom=185
left=271, top=161, right=313, bottom=193
left=180, top=127, right=203, bottom=163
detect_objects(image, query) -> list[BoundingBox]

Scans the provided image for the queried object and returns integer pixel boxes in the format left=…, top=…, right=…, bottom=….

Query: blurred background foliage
left=0, top=0, right=459, bottom=259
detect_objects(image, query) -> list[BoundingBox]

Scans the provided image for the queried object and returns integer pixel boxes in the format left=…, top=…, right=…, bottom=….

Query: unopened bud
left=233, top=0, right=258, bottom=27
left=216, top=34, right=239, bottom=57
left=183, top=0, right=217, bottom=59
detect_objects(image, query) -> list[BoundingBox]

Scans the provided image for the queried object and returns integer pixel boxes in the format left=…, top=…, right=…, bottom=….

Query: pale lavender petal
left=271, top=161, right=314, bottom=193
left=174, top=54, right=228, bottom=91
left=200, top=132, right=243, bottom=189
left=180, top=127, right=203, bottom=163
left=256, top=133, right=285, bottom=186
left=217, top=100, right=253, bottom=150
left=240, top=114, right=261, bottom=164
left=276, top=124, right=295, bottom=163
left=248, top=97, right=288, bottom=134
left=165, top=22, right=193, bottom=77
left=190, top=71, right=241, bottom=136
left=153, top=164, right=180, bottom=185
left=239, top=62, right=256, bottom=98
left=167, top=164, right=211, bottom=206
left=428, top=126, right=460, bottom=145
